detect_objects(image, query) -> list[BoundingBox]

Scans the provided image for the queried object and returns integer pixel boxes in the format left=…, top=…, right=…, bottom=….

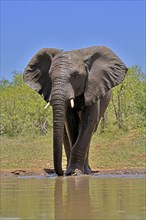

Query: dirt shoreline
left=1, top=167, right=146, bottom=177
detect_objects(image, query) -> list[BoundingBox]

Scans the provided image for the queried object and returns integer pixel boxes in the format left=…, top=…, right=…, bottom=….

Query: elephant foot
left=84, top=165, right=92, bottom=174
left=65, top=164, right=84, bottom=176
left=65, top=163, right=91, bottom=176
left=72, top=169, right=83, bottom=176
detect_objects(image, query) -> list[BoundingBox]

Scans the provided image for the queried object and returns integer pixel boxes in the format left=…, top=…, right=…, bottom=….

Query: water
left=0, top=174, right=145, bottom=220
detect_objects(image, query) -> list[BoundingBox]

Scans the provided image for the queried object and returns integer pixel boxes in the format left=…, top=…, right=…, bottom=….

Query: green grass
left=0, top=129, right=145, bottom=170
left=90, top=130, right=146, bottom=169
left=0, top=134, right=53, bottom=169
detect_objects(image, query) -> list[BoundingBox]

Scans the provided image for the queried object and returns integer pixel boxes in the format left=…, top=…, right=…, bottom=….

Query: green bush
left=111, top=66, right=145, bottom=129
left=0, top=74, right=53, bottom=136
left=95, top=66, right=146, bottom=133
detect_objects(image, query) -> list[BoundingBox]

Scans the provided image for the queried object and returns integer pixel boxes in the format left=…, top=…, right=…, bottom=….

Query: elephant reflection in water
left=54, top=176, right=91, bottom=219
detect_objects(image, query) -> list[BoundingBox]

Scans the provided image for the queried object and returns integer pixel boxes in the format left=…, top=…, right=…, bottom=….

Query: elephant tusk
left=44, top=102, right=50, bottom=109
left=70, top=99, right=74, bottom=108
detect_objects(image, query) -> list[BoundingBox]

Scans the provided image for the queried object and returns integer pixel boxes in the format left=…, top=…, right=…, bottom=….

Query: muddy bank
left=1, top=167, right=146, bottom=177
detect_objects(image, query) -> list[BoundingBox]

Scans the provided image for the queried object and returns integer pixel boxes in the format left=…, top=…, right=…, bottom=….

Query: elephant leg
left=84, top=146, right=92, bottom=174
left=99, top=90, right=112, bottom=120
left=64, top=107, right=79, bottom=166
left=84, top=90, right=112, bottom=174
left=66, top=103, right=98, bottom=175
left=83, top=101, right=100, bottom=174
left=66, top=91, right=112, bottom=175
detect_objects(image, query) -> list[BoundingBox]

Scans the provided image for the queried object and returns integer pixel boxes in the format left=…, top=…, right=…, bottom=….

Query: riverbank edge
left=1, top=167, right=146, bottom=177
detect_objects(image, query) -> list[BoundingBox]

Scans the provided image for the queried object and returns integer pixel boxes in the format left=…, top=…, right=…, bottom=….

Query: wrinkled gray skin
left=23, top=46, right=127, bottom=176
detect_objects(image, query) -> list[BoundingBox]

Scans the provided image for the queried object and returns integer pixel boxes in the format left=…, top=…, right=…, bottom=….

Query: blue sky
left=1, top=1, right=145, bottom=80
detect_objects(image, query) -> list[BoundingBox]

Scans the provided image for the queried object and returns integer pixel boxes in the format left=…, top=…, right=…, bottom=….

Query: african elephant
left=23, top=46, right=127, bottom=176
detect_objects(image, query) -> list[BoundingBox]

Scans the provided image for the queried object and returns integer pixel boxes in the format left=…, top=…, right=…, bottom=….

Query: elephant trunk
left=52, top=90, right=66, bottom=176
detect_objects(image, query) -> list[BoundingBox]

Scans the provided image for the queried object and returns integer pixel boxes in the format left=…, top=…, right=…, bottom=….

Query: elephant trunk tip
left=55, top=169, right=64, bottom=176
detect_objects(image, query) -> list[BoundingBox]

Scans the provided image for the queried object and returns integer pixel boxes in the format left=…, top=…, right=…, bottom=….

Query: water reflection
left=55, top=176, right=92, bottom=219
left=0, top=175, right=145, bottom=220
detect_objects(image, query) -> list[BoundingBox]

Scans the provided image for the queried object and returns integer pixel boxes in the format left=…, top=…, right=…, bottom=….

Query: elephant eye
left=72, top=71, right=79, bottom=79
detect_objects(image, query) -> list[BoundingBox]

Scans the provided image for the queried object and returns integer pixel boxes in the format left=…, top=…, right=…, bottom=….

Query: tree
left=0, top=78, right=10, bottom=90
left=107, top=65, right=146, bottom=130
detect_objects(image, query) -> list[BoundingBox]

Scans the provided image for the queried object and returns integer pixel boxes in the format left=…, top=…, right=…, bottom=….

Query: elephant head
left=23, top=46, right=127, bottom=175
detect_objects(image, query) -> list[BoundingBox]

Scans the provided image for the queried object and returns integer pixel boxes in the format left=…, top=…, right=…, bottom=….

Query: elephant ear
left=80, top=46, right=128, bottom=106
left=23, top=48, right=62, bottom=102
